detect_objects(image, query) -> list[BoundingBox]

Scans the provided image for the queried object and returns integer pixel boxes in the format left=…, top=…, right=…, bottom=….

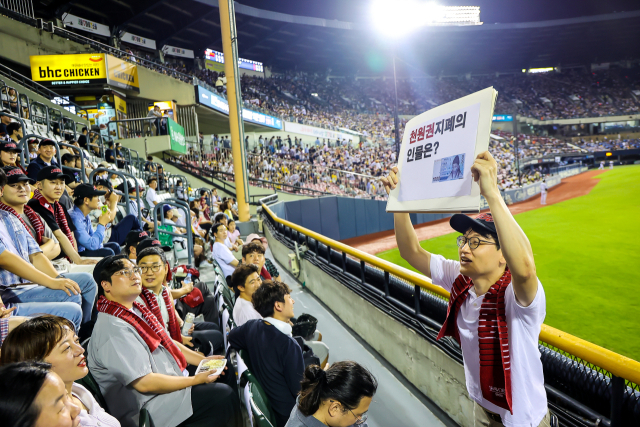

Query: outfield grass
left=377, top=165, right=640, bottom=361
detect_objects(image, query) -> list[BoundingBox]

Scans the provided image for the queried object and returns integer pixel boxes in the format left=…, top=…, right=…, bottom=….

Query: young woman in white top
left=0, top=315, right=121, bottom=427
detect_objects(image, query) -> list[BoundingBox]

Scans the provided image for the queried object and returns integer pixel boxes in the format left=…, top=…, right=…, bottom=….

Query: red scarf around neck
left=437, top=268, right=513, bottom=413
left=32, top=189, right=75, bottom=246
left=138, top=286, right=183, bottom=342
left=0, top=202, right=44, bottom=244
left=96, top=296, right=187, bottom=371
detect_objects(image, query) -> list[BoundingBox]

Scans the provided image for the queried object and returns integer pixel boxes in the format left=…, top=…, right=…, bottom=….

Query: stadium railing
left=260, top=202, right=640, bottom=427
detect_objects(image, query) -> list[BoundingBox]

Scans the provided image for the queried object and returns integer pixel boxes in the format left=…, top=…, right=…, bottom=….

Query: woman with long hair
left=286, top=361, right=377, bottom=427
left=0, top=360, right=81, bottom=427
left=0, top=316, right=120, bottom=426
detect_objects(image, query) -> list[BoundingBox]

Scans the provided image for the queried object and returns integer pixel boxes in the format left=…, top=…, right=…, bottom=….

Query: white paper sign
left=386, top=87, right=497, bottom=213
left=398, top=102, right=480, bottom=202
left=162, top=45, right=195, bottom=59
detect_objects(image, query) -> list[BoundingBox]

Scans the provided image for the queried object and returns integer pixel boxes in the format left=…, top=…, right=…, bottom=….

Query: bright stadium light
left=371, top=1, right=482, bottom=39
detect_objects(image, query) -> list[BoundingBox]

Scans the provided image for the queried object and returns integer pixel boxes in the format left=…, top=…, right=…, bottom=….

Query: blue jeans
left=108, top=214, right=142, bottom=246
left=2, top=272, right=97, bottom=332
left=80, top=242, right=121, bottom=257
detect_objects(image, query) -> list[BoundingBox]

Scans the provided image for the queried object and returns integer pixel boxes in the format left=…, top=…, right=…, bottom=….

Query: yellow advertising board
left=106, top=55, right=140, bottom=91
left=205, top=59, right=225, bottom=73
left=30, top=54, right=107, bottom=86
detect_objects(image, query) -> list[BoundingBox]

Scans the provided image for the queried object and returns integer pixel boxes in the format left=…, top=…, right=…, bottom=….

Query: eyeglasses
left=330, top=401, right=368, bottom=425
left=113, top=267, right=142, bottom=278
left=456, top=235, right=498, bottom=250
left=139, top=264, right=163, bottom=273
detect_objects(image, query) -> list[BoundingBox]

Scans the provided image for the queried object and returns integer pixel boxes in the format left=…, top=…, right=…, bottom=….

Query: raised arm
left=471, top=151, right=538, bottom=306
left=381, top=167, right=433, bottom=278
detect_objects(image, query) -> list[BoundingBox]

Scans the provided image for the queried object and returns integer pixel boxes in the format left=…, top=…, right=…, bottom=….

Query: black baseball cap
left=73, top=183, right=107, bottom=200
left=61, top=153, right=79, bottom=164
left=137, top=238, right=171, bottom=253
left=125, top=230, right=150, bottom=247
left=2, top=166, right=34, bottom=185
left=115, top=180, right=136, bottom=193
left=38, top=139, right=56, bottom=147
left=36, top=166, right=72, bottom=183
left=0, top=141, right=21, bottom=153
left=450, top=213, right=497, bottom=235
left=94, top=178, right=113, bottom=192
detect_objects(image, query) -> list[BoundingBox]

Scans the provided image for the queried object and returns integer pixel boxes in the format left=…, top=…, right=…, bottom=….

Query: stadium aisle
left=269, top=249, right=453, bottom=427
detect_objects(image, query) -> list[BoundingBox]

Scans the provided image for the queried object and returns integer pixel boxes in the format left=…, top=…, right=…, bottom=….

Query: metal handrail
left=153, top=198, right=194, bottom=266
left=260, top=202, right=640, bottom=386
left=58, top=141, right=87, bottom=184
left=88, top=167, right=143, bottom=225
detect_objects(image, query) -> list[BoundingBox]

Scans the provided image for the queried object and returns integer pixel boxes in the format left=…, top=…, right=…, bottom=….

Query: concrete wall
left=264, top=224, right=479, bottom=427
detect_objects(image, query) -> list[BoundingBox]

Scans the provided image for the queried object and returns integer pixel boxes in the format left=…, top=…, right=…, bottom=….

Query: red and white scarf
left=96, top=296, right=187, bottom=371
left=0, top=202, right=45, bottom=245
left=32, top=189, right=75, bottom=246
left=138, top=287, right=183, bottom=342
left=437, top=269, right=513, bottom=413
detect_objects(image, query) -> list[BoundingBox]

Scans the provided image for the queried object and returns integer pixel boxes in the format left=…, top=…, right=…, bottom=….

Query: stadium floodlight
left=371, top=1, right=482, bottom=39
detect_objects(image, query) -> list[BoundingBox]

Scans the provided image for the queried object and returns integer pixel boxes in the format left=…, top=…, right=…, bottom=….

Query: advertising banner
left=30, top=54, right=107, bottom=86
left=121, top=32, right=157, bottom=50
left=61, top=13, right=111, bottom=37
left=196, top=86, right=282, bottom=129
left=284, top=121, right=355, bottom=144
left=168, top=118, right=187, bottom=154
left=162, top=45, right=195, bottom=59
left=205, top=59, right=225, bottom=73
left=106, top=55, right=140, bottom=92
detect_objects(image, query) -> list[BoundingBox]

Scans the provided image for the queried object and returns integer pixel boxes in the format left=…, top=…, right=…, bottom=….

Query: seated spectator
left=211, top=222, right=238, bottom=278
left=5, top=122, right=22, bottom=144
left=0, top=170, right=97, bottom=333
left=227, top=219, right=243, bottom=246
left=176, top=179, right=188, bottom=201
left=0, top=361, right=81, bottom=426
left=71, top=183, right=143, bottom=257
left=105, top=142, right=117, bottom=165
left=26, top=139, right=58, bottom=180
left=77, top=126, right=89, bottom=148
left=0, top=167, right=60, bottom=260
left=144, top=155, right=157, bottom=172
left=0, top=316, right=121, bottom=426
left=146, top=176, right=160, bottom=207
left=88, top=254, right=242, bottom=427
left=116, top=181, right=156, bottom=231
left=246, top=233, right=281, bottom=281
left=124, top=229, right=151, bottom=260
left=61, top=152, right=81, bottom=189
left=242, top=242, right=272, bottom=280
left=0, top=111, right=9, bottom=136
left=230, top=263, right=262, bottom=325
left=92, top=180, right=144, bottom=246
left=135, top=247, right=223, bottom=356
left=228, top=280, right=305, bottom=427
left=286, top=361, right=377, bottom=427
left=0, top=140, right=25, bottom=171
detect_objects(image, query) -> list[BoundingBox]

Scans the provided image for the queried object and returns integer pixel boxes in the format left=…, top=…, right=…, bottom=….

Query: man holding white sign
left=381, top=152, right=556, bottom=427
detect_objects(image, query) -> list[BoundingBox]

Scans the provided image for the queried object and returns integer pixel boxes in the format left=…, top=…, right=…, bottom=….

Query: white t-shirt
left=146, top=188, right=159, bottom=208
left=233, top=296, right=262, bottom=326
left=430, top=254, right=547, bottom=427
left=212, top=241, right=236, bottom=278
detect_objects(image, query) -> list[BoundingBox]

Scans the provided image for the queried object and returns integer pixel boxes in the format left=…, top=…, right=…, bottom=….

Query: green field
left=377, top=165, right=640, bottom=361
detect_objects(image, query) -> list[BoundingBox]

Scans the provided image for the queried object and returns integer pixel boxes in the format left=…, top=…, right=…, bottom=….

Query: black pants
left=180, top=359, right=241, bottom=427
left=175, top=282, right=220, bottom=326
left=191, top=322, right=224, bottom=356
left=179, top=383, right=242, bottom=427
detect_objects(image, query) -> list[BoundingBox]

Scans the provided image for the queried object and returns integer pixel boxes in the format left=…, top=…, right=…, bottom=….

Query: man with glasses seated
left=381, top=152, right=554, bottom=427
left=88, top=254, right=242, bottom=427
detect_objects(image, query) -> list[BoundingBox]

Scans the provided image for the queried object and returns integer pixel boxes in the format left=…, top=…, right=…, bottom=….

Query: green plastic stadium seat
left=242, top=369, right=277, bottom=427
left=139, top=407, right=154, bottom=427
left=75, top=371, right=109, bottom=413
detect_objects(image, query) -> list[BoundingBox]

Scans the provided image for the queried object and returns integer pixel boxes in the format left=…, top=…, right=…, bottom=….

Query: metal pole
left=219, top=0, right=250, bottom=222
left=392, top=54, right=400, bottom=162
left=513, top=113, right=521, bottom=187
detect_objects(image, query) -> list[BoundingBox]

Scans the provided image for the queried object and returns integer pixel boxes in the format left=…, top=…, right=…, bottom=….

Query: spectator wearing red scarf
left=382, top=152, right=555, bottom=427
left=88, top=254, right=242, bottom=427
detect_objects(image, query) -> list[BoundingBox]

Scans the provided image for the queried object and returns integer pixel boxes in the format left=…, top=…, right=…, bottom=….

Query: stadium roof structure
left=36, top=0, right=640, bottom=76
